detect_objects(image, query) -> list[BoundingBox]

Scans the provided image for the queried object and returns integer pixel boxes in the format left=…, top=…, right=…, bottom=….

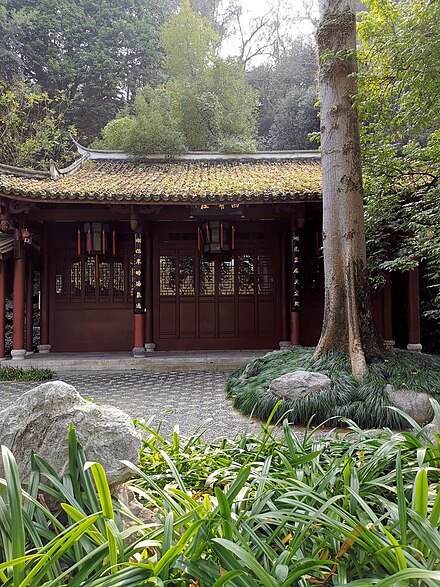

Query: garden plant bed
left=227, top=348, right=440, bottom=428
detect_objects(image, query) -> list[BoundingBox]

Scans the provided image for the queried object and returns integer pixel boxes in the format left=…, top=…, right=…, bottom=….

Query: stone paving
left=0, top=371, right=264, bottom=441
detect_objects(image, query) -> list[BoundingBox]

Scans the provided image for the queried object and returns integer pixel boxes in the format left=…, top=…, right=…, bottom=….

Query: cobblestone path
left=0, top=371, right=263, bottom=440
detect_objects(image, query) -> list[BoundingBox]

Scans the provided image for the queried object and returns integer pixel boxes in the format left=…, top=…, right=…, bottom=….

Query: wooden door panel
left=179, top=301, right=196, bottom=336
left=218, top=300, right=235, bottom=336
left=257, top=300, right=276, bottom=335
left=238, top=300, right=255, bottom=335
left=159, top=301, right=177, bottom=337
left=154, top=221, right=280, bottom=349
left=199, top=301, right=216, bottom=337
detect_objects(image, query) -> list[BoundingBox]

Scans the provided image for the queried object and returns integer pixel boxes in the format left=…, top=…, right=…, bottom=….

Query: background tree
left=1, top=0, right=175, bottom=140
left=97, top=0, right=258, bottom=153
left=0, top=81, right=75, bottom=169
left=247, top=38, right=319, bottom=149
left=357, top=0, right=440, bottom=348
left=315, top=0, right=386, bottom=379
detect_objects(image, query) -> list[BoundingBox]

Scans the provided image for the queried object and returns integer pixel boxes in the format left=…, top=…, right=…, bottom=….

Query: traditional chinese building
left=0, top=146, right=422, bottom=359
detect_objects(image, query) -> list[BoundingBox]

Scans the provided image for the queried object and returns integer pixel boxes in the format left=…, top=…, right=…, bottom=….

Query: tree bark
left=314, top=0, right=387, bottom=379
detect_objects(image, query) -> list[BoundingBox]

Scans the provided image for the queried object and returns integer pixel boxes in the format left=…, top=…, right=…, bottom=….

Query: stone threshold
left=0, top=350, right=269, bottom=372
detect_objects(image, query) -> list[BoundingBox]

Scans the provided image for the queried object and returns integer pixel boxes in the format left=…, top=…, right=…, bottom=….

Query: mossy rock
left=226, top=348, right=440, bottom=429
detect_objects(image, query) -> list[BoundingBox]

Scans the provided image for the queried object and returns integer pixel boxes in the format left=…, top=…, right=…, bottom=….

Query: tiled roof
left=0, top=159, right=322, bottom=204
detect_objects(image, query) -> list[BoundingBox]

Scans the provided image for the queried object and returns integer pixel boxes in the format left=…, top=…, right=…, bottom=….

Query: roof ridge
left=0, top=163, right=50, bottom=179
left=72, top=136, right=321, bottom=163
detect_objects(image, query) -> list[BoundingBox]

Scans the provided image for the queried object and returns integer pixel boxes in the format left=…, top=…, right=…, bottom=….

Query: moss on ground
left=0, top=366, right=54, bottom=382
left=226, top=348, right=440, bottom=429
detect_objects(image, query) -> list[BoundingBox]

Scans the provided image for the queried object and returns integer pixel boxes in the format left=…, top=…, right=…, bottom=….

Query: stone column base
left=279, top=341, right=291, bottom=350
left=11, top=349, right=26, bottom=361
left=144, top=343, right=156, bottom=353
left=37, top=344, right=52, bottom=354
left=407, top=343, right=422, bottom=353
left=384, top=340, right=395, bottom=350
left=132, top=346, right=146, bottom=358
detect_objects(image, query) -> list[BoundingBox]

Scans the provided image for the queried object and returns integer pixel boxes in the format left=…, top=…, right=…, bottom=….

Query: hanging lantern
left=21, top=228, right=32, bottom=245
left=82, top=223, right=110, bottom=255
left=200, top=221, right=234, bottom=254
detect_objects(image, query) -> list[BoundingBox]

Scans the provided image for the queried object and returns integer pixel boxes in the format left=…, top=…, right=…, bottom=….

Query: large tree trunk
left=314, top=0, right=387, bottom=379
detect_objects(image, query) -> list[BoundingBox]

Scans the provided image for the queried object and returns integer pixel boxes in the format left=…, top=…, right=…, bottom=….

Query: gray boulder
left=269, top=370, right=331, bottom=400
left=0, top=380, right=141, bottom=486
left=385, top=384, right=433, bottom=424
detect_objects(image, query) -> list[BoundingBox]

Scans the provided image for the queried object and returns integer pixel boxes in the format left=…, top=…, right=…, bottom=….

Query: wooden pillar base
left=133, top=313, right=145, bottom=357
left=290, top=313, right=301, bottom=346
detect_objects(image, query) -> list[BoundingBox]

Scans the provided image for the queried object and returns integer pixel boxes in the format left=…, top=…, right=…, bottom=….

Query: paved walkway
left=0, top=371, right=264, bottom=440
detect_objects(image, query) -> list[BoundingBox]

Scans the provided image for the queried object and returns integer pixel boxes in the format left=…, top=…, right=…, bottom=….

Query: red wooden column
left=144, top=228, right=155, bottom=352
left=407, top=268, right=422, bottom=352
left=0, top=260, right=6, bottom=359
left=279, top=225, right=290, bottom=349
left=26, top=257, right=34, bottom=353
left=289, top=216, right=305, bottom=346
left=132, top=227, right=146, bottom=357
left=38, top=223, right=51, bottom=353
left=12, top=230, right=26, bottom=360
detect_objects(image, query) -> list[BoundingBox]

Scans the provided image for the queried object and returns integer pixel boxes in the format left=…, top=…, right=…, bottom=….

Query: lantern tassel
left=87, top=227, right=91, bottom=254
left=77, top=227, right=81, bottom=256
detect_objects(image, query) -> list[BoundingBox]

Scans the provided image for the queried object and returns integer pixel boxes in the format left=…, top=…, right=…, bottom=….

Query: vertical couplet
left=290, top=229, right=302, bottom=346
left=0, top=261, right=5, bottom=359
left=133, top=231, right=145, bottom=355
left=144, top=230, right=155, bottom=349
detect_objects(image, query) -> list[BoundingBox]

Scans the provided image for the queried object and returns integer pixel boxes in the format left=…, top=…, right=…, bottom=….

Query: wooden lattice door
left=154, top=222, right=280, bottom=350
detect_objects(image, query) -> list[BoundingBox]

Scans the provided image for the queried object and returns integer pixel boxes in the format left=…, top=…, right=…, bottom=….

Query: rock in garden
left=385, top=384, right=433, bottom=424
left=0, top=380, right=141, bottom=486
left=269, top=370, right=331, bottom=400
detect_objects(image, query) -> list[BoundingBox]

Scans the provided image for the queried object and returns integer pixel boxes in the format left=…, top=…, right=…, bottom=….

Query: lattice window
left=99, top=261, right=110, bottom=296
left=200, top=258, right=215, bottom=295
left=70, top=259, right=81, bottom=296
left=219, top=259, right=235, bottom=295
left=85, top=257, right=96, bottom=296
left=55, top=274, right=64, bottom=295
left=257, top=255, right=273, bottom=294
left=179, top=255, right=195, bottom=296
left=238, top=255, right=255, bottom=294
left=55, top=261, right=65, bottom=296
left=113, top=260, right=124, bottom=297
left=160, top=255, right=176, bottom=296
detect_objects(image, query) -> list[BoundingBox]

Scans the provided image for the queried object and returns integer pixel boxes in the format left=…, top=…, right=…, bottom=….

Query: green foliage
left=0, top=81, right=75, bottom=169
left=248, top=38, right=319, bottom=150
left=97, top=0, right=258, bottom=154
left=0, top=0, right=174, bottom=139
left=0, top=366, right=53, bottom=382
left=4, top=409, right=440, bottom=584
left=358, top=0, right=440, bottom=331
left=227, top=347, right=440, bottom=428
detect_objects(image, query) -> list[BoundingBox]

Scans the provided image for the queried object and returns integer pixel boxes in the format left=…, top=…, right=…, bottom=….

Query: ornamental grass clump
left=3, top=407, right=440, bottom=585
left=227, top=347, right=440, bottom=428
left=0, top=366, right=53, bottom=382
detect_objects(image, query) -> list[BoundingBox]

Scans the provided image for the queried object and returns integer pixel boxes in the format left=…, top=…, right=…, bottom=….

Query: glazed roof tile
left=0, top=159, right=322, bottom=204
